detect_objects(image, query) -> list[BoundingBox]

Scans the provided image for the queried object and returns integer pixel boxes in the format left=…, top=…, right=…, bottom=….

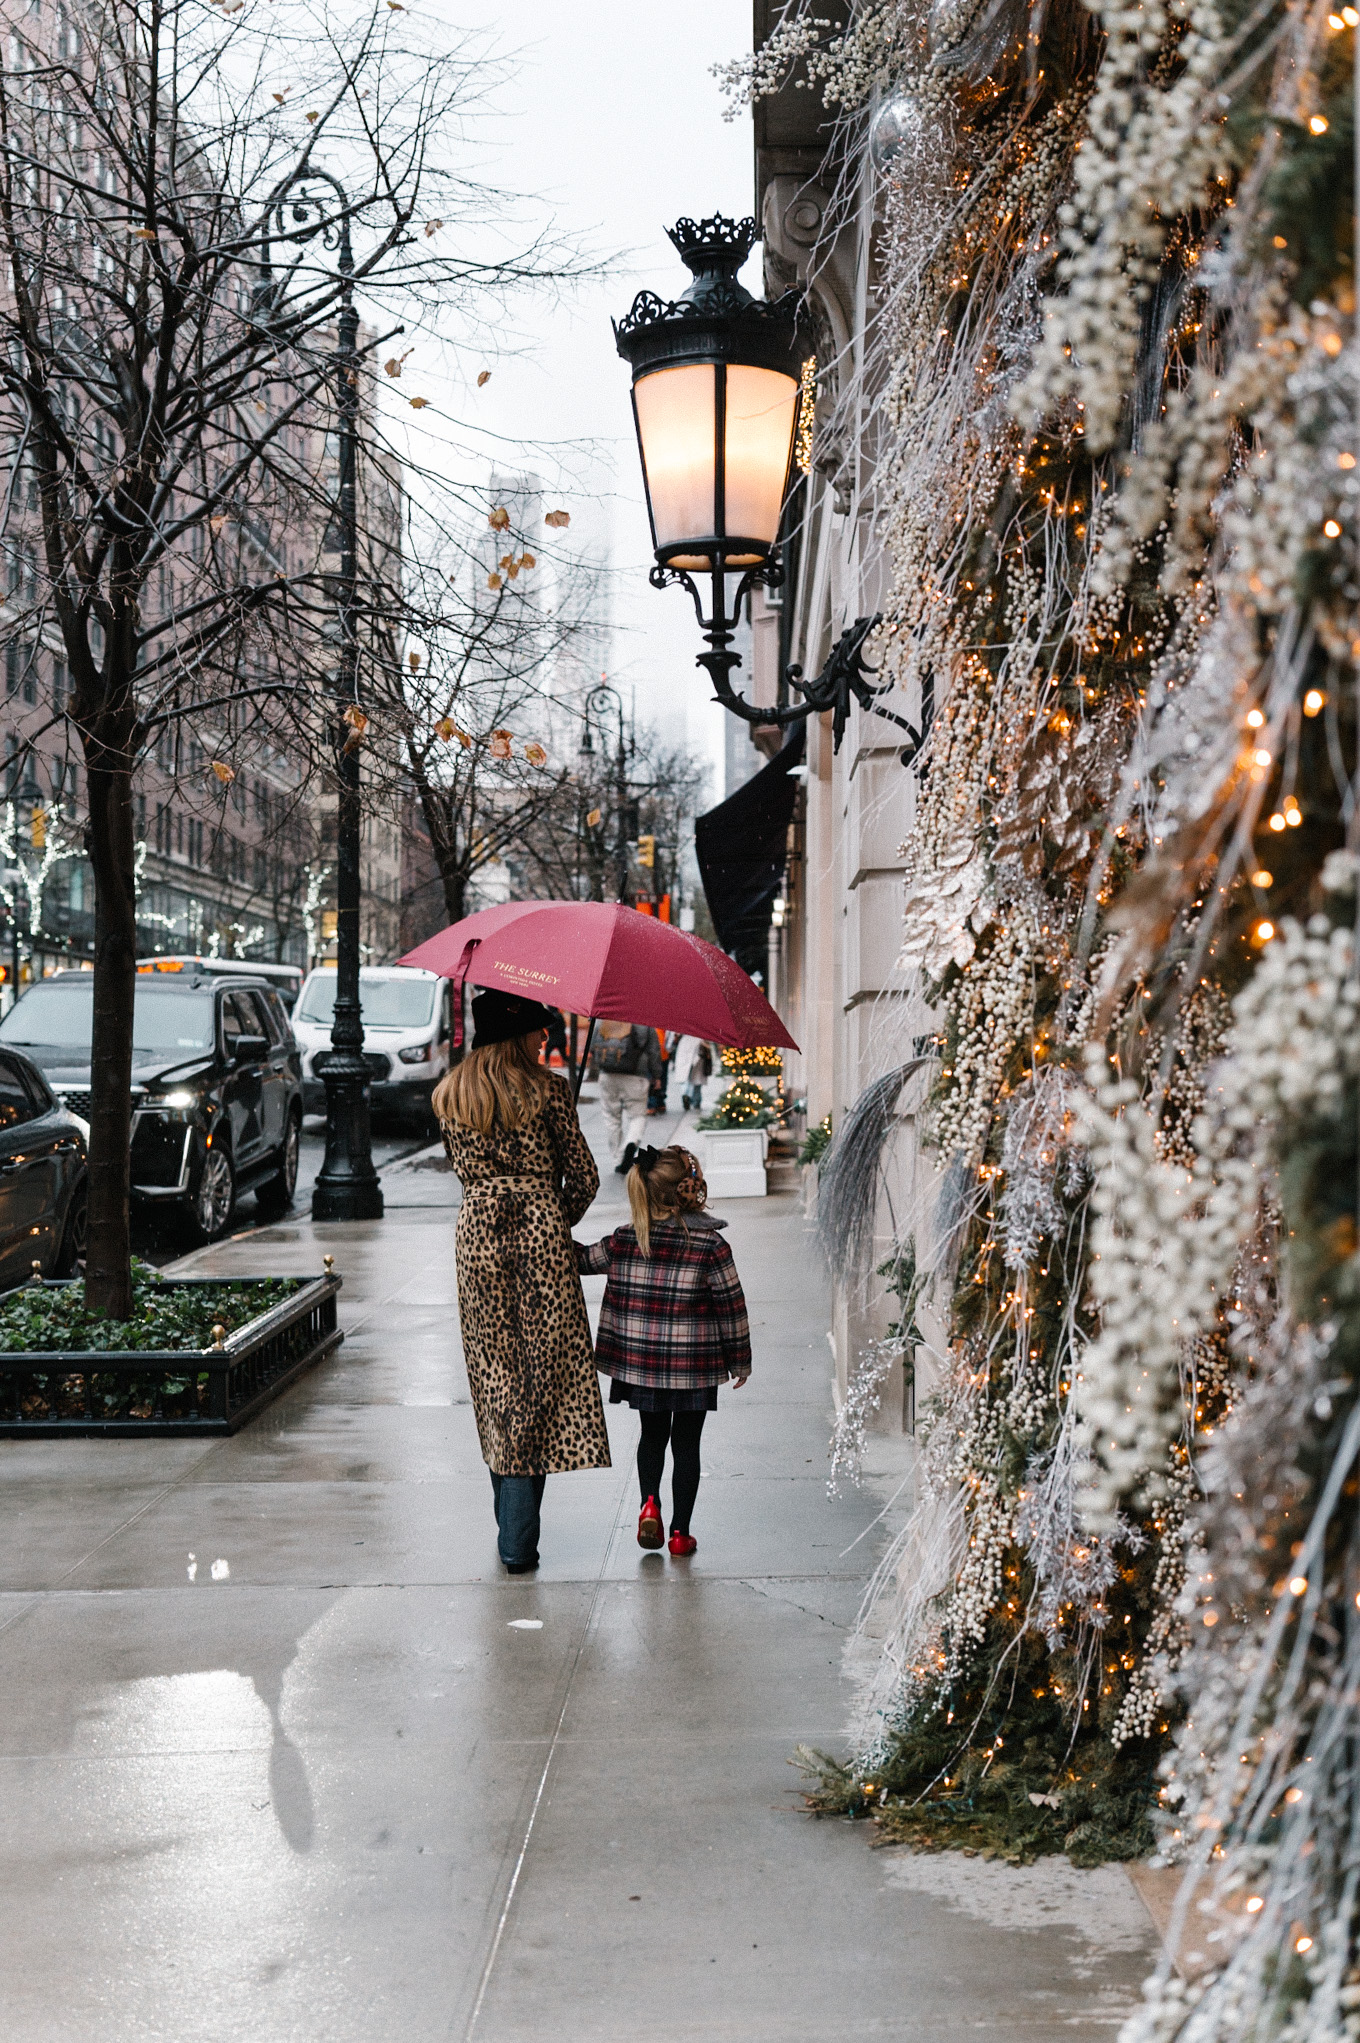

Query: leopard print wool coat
left=440, top=1074, right=611, bottom=1477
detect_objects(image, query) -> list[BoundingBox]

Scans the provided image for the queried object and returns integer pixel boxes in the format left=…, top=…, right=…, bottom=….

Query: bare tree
left=365, top=489, right=606, bottom=924
left=0, top=0, right=592, bottom=1310
left=515, top=723, right=709, bottom=910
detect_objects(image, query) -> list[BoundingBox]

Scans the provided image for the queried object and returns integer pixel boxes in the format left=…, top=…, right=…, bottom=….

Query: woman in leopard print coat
left=435, top=991, right=610, bottom=1569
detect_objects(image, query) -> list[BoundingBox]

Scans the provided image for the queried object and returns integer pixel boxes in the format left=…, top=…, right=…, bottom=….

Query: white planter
left=695, top=1126, right=769, bottom=1199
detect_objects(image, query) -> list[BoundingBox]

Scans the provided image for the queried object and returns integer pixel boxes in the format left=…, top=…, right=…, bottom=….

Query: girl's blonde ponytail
left=626, top=1163, right=653, bottom=1255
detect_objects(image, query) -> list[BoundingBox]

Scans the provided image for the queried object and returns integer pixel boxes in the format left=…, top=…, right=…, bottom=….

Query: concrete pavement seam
left=459, top=1467, right=633, bottom=2043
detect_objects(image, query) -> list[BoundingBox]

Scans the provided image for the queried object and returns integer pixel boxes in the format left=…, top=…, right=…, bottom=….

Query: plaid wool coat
left=575, top=1212, right=752, bottom=1390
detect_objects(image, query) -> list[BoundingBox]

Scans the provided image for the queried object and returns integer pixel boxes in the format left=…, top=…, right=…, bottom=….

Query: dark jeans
left=637, top=1410, right=706, bottom=1535
left=490, top=1471, right=546, bottom=1568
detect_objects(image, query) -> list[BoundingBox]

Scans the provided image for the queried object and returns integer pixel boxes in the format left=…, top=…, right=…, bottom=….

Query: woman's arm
left=545, top=1076, right=600, bottom=1225
left=706, top=1238, right=752, bottom=1376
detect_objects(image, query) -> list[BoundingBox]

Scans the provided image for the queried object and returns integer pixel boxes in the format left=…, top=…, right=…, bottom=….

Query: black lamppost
left=259, top=175, right=382, bottom=1220
left=579, top=680, right=630, bottom=902
left=614, top=214, right=920, bottom=761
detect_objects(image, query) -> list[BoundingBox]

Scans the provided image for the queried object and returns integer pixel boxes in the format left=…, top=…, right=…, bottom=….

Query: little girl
left=575, top=1144, right=751, bottom=1555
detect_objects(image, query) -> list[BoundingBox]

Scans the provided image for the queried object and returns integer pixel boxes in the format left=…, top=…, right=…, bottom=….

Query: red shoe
left=668, top=1531, right=697, bottom=1557
left=637, top=1496, right=664, bottom=1549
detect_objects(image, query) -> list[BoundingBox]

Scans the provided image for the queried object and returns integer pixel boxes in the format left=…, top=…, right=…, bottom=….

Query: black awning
left=694, top=723, right=804, bottom=978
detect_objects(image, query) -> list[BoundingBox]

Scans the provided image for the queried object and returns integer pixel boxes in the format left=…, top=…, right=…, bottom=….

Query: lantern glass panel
left=633, top=364, right=717, bottom=566
left=723, top=365, right=800, bottom=557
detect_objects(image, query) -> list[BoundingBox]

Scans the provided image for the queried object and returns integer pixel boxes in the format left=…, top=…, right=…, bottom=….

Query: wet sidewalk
left=0, top=1101, right=1157, bottom=2040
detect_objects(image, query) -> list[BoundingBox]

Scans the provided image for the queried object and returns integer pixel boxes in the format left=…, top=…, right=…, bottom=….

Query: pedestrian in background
left=576, top=1143, right=751, bottom=1556
left=435, top=989, right=610, bottom=1574
left=591, top=1019, right=661, bottom=1173
left=681, top=1039, right=713, bottom=1112
left=647, top=1028, right=673, bottom=1116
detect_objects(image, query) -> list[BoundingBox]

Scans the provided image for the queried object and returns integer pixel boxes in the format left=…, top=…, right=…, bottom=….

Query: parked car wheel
left=256, top=1111, right=301, bottom=1214
left=192, top=1146, right=235, bottom=1241
left=55, top=1182, right=87, bottom=1277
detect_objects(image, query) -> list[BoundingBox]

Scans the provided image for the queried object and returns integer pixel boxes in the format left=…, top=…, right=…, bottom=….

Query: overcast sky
left=411, top=2, right=761, bottom=799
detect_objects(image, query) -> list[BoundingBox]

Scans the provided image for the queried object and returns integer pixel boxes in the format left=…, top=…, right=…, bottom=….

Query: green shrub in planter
left=697, top=1075, right=777, bottom=1130
left=0, top=1259, right=302, bottom=1356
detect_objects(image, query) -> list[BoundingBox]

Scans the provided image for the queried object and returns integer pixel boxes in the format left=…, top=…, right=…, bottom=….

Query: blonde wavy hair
left=433, top=1031, right=553, bottom=1134
left=627, top=1145, right=708, bottom=1255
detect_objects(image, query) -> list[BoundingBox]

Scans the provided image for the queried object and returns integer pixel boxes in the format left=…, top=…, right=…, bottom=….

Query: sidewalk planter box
left=0, top=1273, right=342, bottom=1436
left=696, top=1127, right=769, bottom=1199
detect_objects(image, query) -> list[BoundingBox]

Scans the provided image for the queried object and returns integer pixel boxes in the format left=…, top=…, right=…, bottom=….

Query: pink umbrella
left=399, top=900, right=796, bottom=1084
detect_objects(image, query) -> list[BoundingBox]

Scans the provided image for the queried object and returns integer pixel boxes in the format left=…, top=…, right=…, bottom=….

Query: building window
left=51, top=656, right=69, bottom=710
left=136, top=793, right=146, bottom=840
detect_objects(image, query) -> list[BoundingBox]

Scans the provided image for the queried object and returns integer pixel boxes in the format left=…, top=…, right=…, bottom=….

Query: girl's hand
left=730, top=1370, right=751, bottom=1389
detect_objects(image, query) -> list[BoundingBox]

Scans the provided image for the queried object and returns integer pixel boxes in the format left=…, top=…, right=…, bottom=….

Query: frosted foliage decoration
left=1073, top=1047, right=1256, bottom=1529
left=732, top=0, right=1360, bottom=1898
left=999, top=1065, right=1089, bottom=1271
left=828, top=1338, right=907, bottom=1495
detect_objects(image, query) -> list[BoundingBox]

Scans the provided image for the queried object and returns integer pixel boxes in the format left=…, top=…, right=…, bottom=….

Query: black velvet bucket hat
left=470, top=988, right=559, bottom=1049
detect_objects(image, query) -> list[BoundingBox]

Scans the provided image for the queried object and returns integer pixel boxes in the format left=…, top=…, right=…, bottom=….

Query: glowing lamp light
left=1246, top=707, right=1265, bottom=728
left=1269, top=813, right=1288, bottom=831
left=1297, top=1936, right=1313, bottom=1953
left=1309, top=114, right=1330, bottom=134
left=1285, top=1786, right=1304, bottom=1803
left=615, top=215, right=803, bottom=582
left=1289, top=1575, right=1308, bottom=1595
left=1303, top=688, right=1326, bottom=715
left=1255, top=920, right=1276, bottom=944
left=1324, top=518, right=1342, bottom=537
left=1246, top=1896, right=1265, bottom=1913
left=1345, top=5, right=1359, bottom=21
left=1251, top=869, right=1273, bottom=887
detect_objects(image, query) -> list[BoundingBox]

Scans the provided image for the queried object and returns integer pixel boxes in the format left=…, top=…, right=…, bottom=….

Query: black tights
left=637, top=1410, right=707, bottom=1534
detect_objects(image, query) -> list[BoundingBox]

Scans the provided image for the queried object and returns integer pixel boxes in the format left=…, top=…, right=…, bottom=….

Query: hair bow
left=634, top=1145, right=661, bottom=1176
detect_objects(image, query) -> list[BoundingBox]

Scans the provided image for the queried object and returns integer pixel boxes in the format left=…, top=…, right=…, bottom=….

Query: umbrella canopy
left=398, top=900, right=797, bottom=1051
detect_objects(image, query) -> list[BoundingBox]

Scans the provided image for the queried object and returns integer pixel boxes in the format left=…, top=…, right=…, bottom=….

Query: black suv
left=0, top=1046, right=86, bottom=1284
left=0, top=969, right=303, bottom=1240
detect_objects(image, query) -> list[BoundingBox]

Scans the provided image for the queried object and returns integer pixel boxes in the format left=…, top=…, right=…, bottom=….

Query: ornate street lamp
left=614, top=214, right=924, bottom=759
left=257, top=175, right=382, bottom=1221
left=579, top=680, right=630, bottom=903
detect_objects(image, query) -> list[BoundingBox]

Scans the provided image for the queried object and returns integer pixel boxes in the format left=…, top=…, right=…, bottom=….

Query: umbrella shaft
left=573, top=1017, right=597, bottom=1103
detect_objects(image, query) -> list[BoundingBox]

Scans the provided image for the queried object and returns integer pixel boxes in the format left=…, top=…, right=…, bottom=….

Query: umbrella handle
left=451, top=938, right=480, bottom=1054
left=573, top=1017, right=596, bottom=1103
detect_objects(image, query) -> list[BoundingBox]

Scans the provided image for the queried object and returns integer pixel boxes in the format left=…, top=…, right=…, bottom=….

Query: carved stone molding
left=761, top=177, right=831, bottom=282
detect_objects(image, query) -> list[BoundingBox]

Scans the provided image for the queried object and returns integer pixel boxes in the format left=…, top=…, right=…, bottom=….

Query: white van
left=293, top=966, right=451, bottom=1127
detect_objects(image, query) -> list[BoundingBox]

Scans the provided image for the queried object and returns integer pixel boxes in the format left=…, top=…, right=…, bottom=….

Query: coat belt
left=465, top=1173, right=553, bottom=1192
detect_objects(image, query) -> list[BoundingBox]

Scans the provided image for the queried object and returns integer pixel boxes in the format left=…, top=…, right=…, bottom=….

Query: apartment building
left=0, top=1, right=408, bottom=993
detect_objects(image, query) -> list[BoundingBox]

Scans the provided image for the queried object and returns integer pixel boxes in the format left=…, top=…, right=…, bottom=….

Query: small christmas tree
left=698, top=1073, right=776, bottom=1130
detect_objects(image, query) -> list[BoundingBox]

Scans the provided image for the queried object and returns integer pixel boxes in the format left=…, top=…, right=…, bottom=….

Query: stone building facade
left=747, top=8, right=941, bottom=1435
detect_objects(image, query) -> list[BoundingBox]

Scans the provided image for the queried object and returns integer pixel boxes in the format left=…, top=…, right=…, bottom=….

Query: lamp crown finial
left=666, top=213, right=757, bottom=282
